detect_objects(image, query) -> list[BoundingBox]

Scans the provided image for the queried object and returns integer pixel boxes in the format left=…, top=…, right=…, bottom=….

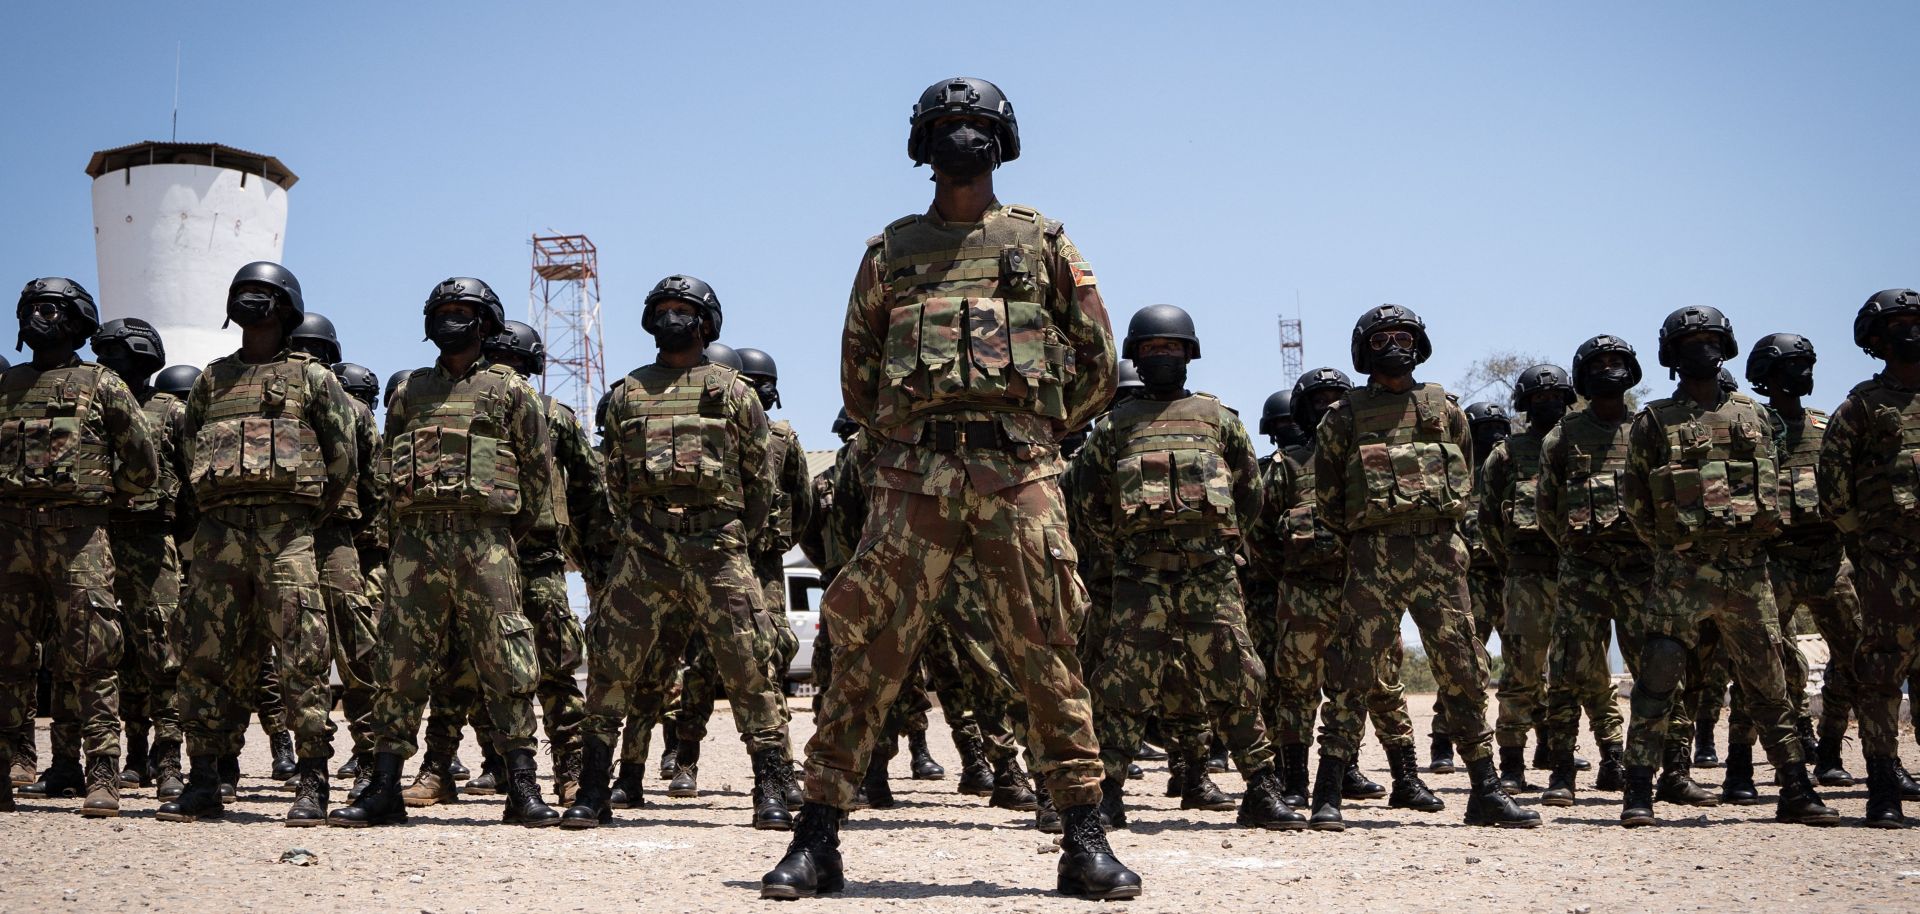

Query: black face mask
left=19, top=313, right=72, bottom=352
left=93, top=347, right=142, bottom=384
left=1673, top=338, right=1726, bottom=380
left=754, top=381, right=780, bottom=411
left=289, top=340, right=333, bottom=362
left=1887, top=324, right=1920, bottom=363
left=224, top=292, right=279, bottom=329
left=1271, top=426, right=1310, bottom=450
left=653, top=311, right=702, bottom=350
left=1134, top=354, right=1188, bottom=395
left=927, top=123, right=999, bottom=181
left=1767, top=359, right=1815, bottom=398
left=1524, top=400, right=1568, bottom=432
left=1585, top=365, right=1635, bottom=398
left=1472, top=426, right=1508, bottom=461
left=427, top=314, right=483, bottom=353
left=1370, top=346, right=1419, bottom=375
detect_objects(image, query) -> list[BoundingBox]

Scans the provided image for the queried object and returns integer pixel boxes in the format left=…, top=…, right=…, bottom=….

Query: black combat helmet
left=1121, top=304, right=1201, bottom=360
left=1745, top=333, right=1815, bottom=395
left=226, top=261, right=304, bottom=330
left=331, top=362, right=379, bottom=408
left=1258, top=390, right=1293, bottom=438
left=17, top=277, right=100, bottom=350
left=909, top=77, right=1020, bottom=166
left=1291, top=366, right=1354, bottom=434
left=703, top=342, right=743, bottom=371
left=424, top=277, right=506, bottom=338
left=91, top=317, right=168, bottom=377
left=485, top=320, right=547, bottom=375
left=152, top=364, right=201, bottom=398
left=1511, top=364, right=1576, bottom=409
left=384, top=368, right=412, bottom=408
left=289, top=312, right=342, bottom=364
left=1571, top=335, right=1643, bottom=398
left=1657, top=306, right=1739, bottom=370
left=1349, top=304, right=1433, bottom=374
left=1464, top=401, right=1512, bottom=431
left=643, top=275, right=723, bottom=344
left=1854, top=289, right=1920, bottom=358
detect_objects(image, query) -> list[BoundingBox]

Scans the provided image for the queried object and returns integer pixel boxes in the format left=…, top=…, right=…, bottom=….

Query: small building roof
left=85, top=141, right=297, bottom=190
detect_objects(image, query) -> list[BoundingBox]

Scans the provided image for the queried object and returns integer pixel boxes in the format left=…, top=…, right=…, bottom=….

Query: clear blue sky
left=5, top=2, right=1915, bottom=442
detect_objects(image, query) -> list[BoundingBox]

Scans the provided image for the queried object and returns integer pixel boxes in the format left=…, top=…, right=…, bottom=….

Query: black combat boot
left=1497, top=746, right=1532, bottom=794
left=326, top=752, right=406, bottom=827
left=501, top=747, right=560, bottom=827
left=1206, top=740, right=1229, bottom=773
left=401, top=752, right=458, bottom=807
left=562, top=737, right=614, bottom=829
left=217, top=753, right=240, bottom=801
left=1126, top=762, right=1144, bottom=780
left=1180, top=745, right=1235, bottom=811
left=1896, top=761, right=1920, bottom=801
left=1593, top=741, right=1625, bottom=792
left=1693, top=716, right=1720, bottom=767
left=667, top=738, right=701, bottom=798
left=760, top=802, right=845, bottom=899
left=346, top=752, right=376, bottom=800
left=1238, top=767, right=1308, bottom=829
left=1133, top=740, right=1168, bottom=761
left=1656, top=743, right=1719, bottom=807
left=1308, top=755, right=1345, bottom=831
left=751, top=747, right=796, bottom=830
left=1342, top=761, right=1387, bottom=800
left=1163, top=751, right=1185, bottom=798
left=988, top=756, right=1038, bottom=811
left=447, top=752, right=469, bottom=781
left=1098, top=775, right=1128, bottom=830
left=1813, top=733, right=1855, bottom=787
left=82, top=755, right=120, bottom=818
left=19, top=755, right=83, bottom=798
left=269, top=731, right=297, bottom=783
left=1428, top=732, right=1456, bottom=774
left=155, top=756, right=225, bottom=822
left=1279, top=743, right=1309, bottom=808
left=1465, top=754, right=1541, bottom=827
left=466, top=743, right=504, bottom=795
left=152, top=739, right=184, bottom=799
left=1057, top=802, right=1143, bottom=900
left=334, top=752, right=361, bottom=780
left=0, top=745, right=12, bottom=812
left=1540, top=751, right=1578, bottom=807
left=860, top=752, right=894, bottom=809
left=1864, top=756, right=1910, bottom=829
left=907, top=731, right=944, bottom=780
left=1718, top=743, right=1761, bottom=805
left=954, top=730, right=993, bottom=796
left=1032, top=770, right=1061, bottom=833
left=1620, top=764, right=1656, bottom=827
left=1774, top=761, right=1840, bottom=826
left=285, top=759, right=328, bottom=827
left=657, top=733, right=679, bottom=781
left=1387, top=745, right=1445, bottom=812
left=120, top=727, right=149, bottom=788
left=782, top=750, right=803, bottom=807
left=608, top=761, right=646, bottom=809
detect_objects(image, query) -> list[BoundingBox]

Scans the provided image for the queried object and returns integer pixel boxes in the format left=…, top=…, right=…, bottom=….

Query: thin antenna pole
left=171, top=43, right=180, bottom=141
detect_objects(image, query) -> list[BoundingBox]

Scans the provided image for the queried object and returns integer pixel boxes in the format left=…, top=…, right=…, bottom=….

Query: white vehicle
left=783, top=556, right=825, bottom=689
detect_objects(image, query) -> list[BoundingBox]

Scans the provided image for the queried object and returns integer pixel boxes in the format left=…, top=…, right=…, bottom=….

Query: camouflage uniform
left=1481, top=432, right=1560, bottom=751
left=109, top=384, right=193, bottom=757
left=1536, top=407, right=1634, bottom=761
left=803, top=202, right=1114, bottom=811
left=368, top=358, right=553, bottom=759
left=516, top=394, right=603, bottom=775
left=176, top=350, right=356, bottom=762
left=319, top=394, right=385, bottom=758
left=1621, top=389, right=1803, bottom=771
left=1818, top=372, right=1920, bottom=762
left=0, top=358, right=157, bottom=771
left=1313, top=381, right=1492, bottom=764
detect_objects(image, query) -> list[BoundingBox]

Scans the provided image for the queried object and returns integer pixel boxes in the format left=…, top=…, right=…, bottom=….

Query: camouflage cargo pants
left=1540, top=550, right=1634, bottom=756
left=0, top=512, right=121, bottom=759
left=176, top=505, right=332, bottom=759
left=1321, top=526, right=1491, bottom=764
left=1625, top=544, right=1803, bottom=769
left=1849, top=535, right=1920, bottom=758
left=805, top=478, right=1102, bottom=810
left=522, top=559, right=586, bottom=764
left=583, top=519, right=785, bottom=754
left=1740, top=546, right=1860, bottom=746
left=109, top=520, right=181, bottom=745
left=318, top=522, right=380, bottom=756
left=1436, top=563, right=1505, bottom=735
left=1245, top=580, right=1285, bottom=750
left=370, top=516, right=539, bottom=758
left=1273, top=574, right=1414, bottom=749
left=1494, top=568, right=1556, bottom=748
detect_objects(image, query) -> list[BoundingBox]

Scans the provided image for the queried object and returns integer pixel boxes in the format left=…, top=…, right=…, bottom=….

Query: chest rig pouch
left=1646, top=394, right=1779, bottom=543
left=1343, top=385, right=1470, bottom=527
left=615, top=364, right=743, bottom=505
left=190, top=355, right=327, bottom=504
left=1851, top=381, right=1920, bottom=529
left=1558, top=412, right=1632, bottom=538
left=0, top=363, right=114, bottom=504
left=389, top=364, right=523, bottom=515
left=1109, top=395, right=1237, bottom=537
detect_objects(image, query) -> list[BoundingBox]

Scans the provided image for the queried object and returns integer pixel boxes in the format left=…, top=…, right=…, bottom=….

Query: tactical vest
left=1341, top=384, right=1470, bottom=529
left=0, top=363, right=116, bottom=505
left=766, top=420, right=797, bottom=542
left=1775, top=408, right=1830, bottom=530
left=119, top=390, right=184, bottom=517
left=1842, top=379, right=1920, bottom=533
left=611, top=363, right=745, bottom=510
left=1498, top=434, right=1553, bottom=551
left=1278, top=442, right=1342, bottom=571
left=387, top=363, right=525, bottom=516
left=1107, top=393, right=1238, bottom=536
left=871, top=205, right=1072, bottom=432
left=189, top=353, right=328, bottom=505
left=1644, top=392, right=1779, bottom=545
left=1553, top=411, right=1635, bottom=542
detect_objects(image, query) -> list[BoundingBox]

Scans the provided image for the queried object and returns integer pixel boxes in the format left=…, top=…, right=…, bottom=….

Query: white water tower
left=86, top=142, right=296, bottom=370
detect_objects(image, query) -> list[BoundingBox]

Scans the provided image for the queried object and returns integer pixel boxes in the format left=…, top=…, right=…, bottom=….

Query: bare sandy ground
left=4, top=697, right=1918, bottom=914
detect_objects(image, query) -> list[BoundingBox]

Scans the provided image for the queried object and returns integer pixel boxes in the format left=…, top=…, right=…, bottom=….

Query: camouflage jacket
left=1818, top=371, right=1920, bottom=540
left=754, top=419, right=813, bottom=562
left=183, top=349, right=357, bottom=516
left=0, top=356, right=157, bottom=508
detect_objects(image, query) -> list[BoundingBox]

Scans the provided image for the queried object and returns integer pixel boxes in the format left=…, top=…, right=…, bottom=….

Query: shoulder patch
left=1809, top=413, right=1829, bottom=431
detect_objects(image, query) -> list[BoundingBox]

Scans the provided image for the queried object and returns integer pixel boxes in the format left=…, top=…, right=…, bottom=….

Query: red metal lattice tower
left=529, top=234, right=607, bottom=418
left=1278, top=316, right=1304, bottom=381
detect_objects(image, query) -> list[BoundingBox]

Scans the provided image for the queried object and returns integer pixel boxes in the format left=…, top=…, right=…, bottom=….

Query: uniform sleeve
left=736, top=382, right=773, bottom=532
left=1223, top=411, right=1264, bottom=532
left=1536, top=428, right=1568, bottom=547
left=306, top=364, right=361, bottom=518
left=163, top=397, right=198, bottom=540
left=1622, top=410, right=1663, bottom=546
left=508, top=378, right=557, bottom=541
left=351, top=405, right=385, bottom=535
left=603, top=390, right=632, bottom=519
left=1245, top=456, right=1288, bottom=580
left=1817, top=395, right=1865, bottom=533
left=97, top=370, right=158, bottom=497
left=1069, top=421, right=1119, bottom=557
left=1478, top=444, right=1512, bottom=566
left=840, top=248, right=889, bottom=428
left=825, top=435, right=873, bottom=569
left=1314, top=404, right=1354, bottom=539
left=782, top=427, right=814, bottom=552
left=798, top=470, right=831, bottom=571
left=553, top=404, right=617, bottom=588
left=1052, top=231, right=1116, bottom=433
